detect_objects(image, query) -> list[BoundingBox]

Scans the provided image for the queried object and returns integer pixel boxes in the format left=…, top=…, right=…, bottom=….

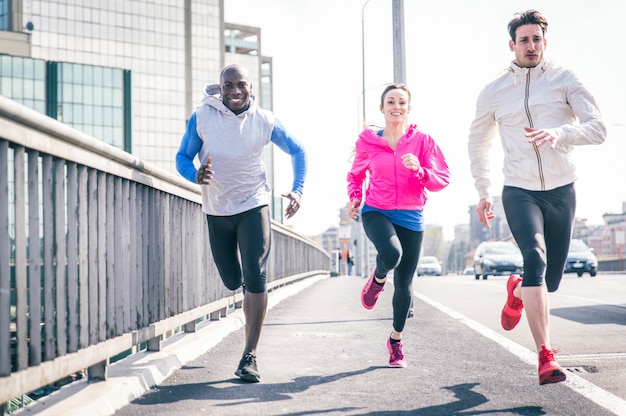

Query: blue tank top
left=362, top=204, right=424, bottom=232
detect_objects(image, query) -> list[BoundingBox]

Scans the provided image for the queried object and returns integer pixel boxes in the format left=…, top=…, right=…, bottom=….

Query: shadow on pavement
left=130, top=365, right=384, bottom=408
left=346, top=383, right=546, bottom=416
left=129, top=372, right=547, bottom=415
left=551, top=304, right=626, bottom=325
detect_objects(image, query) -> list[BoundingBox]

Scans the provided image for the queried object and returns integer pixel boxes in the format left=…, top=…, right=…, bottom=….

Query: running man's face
left=220, top=68, right=251, bottom=114
left=510, top=24, right=546, bottom=68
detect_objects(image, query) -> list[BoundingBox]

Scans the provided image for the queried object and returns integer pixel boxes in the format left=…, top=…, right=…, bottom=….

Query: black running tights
left=362, top=211, right=424, bottom=332
left=502, top=184, right=576, bottom=292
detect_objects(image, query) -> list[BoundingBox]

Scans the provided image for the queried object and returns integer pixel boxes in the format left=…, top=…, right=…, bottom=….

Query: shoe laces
left=510, top=297, right=523, bottom=310
left=539, top=346, right=560, bottom=363
left=243, top=353, right=257, bottom=366
left=390, top=342, right=404, bottom=361
left=367, top=282, right=384, bottom=296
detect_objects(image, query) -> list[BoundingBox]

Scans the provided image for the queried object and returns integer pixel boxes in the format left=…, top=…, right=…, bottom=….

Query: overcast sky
left=225, top=0, right=626, bottom=240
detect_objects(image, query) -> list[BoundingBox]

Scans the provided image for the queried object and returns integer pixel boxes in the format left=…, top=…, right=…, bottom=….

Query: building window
left=0, top=55, right=46, bottom=113
left=0, top=56, right=132, bottom=153
left=224, top=26, right=259, bottom=55
left=0, top=0, right=9, bottom=30
left=52, top=62, right=128, bottom=152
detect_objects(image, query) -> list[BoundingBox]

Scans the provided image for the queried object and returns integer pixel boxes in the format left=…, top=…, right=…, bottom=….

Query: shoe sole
left=539, top=369, right=567, bottom=386
left=361, top=290, right=375, bottom=309
left=389, top=361, right=407, bottom=368
left=501, top=308, right=522, bottom=331
left=539, top=369, right=566, bottom=385
left=501, top=276, right=523, bottom=330
left=361, top=283, right=377, bottom=310
left=235, top=370, right=260, bottom=383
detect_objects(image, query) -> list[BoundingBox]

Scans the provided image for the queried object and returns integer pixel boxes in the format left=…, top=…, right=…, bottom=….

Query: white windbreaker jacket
left=468, top=60, right=606, bottom=200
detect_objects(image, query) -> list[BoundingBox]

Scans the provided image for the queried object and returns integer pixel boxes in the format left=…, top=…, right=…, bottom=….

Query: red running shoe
left=361, top=269, right=384, bottom=310
left=501, top=274, right=523, bottom=330
left=538, top=345, right=567, bottom=385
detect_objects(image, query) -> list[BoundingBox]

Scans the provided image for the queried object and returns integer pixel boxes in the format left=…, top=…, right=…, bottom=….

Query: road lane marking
left=560, top=353, right=626, bottom=360
left=414, top=291, right=626, bottom=416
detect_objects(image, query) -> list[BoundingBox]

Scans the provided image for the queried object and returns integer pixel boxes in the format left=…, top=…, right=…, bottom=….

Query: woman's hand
left=347, top=199, right=361, bottom=220
left=401, top=153, right=420, bottom=171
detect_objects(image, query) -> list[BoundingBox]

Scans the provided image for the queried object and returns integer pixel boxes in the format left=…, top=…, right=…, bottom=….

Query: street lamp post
left=392, top=0, right=406, bottom=83
left=361, top=0, right=406, bottom=125
left=361, top=0, right=374, bottom=126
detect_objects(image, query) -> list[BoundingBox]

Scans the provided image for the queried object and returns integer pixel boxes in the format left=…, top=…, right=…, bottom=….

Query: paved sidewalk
left=19, top=274, right=620, bottom=416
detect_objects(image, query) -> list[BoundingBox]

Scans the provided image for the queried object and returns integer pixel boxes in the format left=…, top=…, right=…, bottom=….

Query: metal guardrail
left=0, top=96, right=330, bottom=411
left=598, top=258, right=625, bottom=272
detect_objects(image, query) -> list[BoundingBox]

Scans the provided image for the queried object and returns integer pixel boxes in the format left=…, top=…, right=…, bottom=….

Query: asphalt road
left=413, top=272, right=626, bottom=406
left=20, top=273, right=626, bottom=416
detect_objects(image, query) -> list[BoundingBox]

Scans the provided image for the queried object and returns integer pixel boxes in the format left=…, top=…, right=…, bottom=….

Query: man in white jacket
left=467, top=9, right=606, bottom=385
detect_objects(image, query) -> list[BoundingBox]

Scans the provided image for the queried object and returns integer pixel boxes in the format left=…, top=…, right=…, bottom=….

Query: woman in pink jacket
left=347, top=83, right=450, bottom=367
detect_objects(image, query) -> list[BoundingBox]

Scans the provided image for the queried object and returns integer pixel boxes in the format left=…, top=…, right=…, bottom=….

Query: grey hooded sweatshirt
left=195, top=90, right=275, bottom=216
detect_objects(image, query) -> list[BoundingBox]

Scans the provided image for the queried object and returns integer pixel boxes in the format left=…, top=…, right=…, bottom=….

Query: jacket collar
left=508, top=59, right=552, bottom=75
left=507, top=60, right=552, bottom=85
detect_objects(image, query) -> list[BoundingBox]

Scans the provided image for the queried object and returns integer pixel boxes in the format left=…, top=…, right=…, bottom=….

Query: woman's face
left=380, top=89, right=410, bottom=125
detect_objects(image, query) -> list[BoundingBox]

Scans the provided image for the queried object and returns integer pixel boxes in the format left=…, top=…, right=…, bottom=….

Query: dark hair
left=380, top=83, right=411, bottom=107
left=508, top=9, right=548, bottom=42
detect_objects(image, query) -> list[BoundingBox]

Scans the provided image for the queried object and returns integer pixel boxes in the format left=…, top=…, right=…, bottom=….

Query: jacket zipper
left=394, top=150, right=399, bottom=208
left=524, top=69, right=545, bottom=190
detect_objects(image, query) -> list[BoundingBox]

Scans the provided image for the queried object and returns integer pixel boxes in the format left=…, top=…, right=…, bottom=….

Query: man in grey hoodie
left=176, top=64, right=307, bottom=382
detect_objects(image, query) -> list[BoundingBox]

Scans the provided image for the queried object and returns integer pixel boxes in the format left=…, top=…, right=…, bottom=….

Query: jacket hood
left=203, top=83, right=221, bottom=96
left=359, top=124, right=418, bottom=148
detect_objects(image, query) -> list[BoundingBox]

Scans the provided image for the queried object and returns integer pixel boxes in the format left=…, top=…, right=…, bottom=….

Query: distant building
left=318, top=226, right=339, bottom=254
left=469, top=196, right=512, bottom=244
left=453, top=223, right=470, bottom=244
left=600, top=202, right=626, bottom=257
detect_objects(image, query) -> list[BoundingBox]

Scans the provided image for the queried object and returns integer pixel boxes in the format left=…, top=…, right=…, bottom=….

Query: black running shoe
left=235, top=353, right=260, bottom=383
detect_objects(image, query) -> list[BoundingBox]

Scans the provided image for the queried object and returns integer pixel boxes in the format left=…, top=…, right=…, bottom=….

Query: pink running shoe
left=361, top=269, right=384, bottom=309
left=387, top=338, right=406, bottom=368
left=501, top=274, right=524, bottom=331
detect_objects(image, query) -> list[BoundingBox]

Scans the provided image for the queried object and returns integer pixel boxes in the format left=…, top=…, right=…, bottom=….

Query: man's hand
left=525, top=126, right=561, bottom=149
left=476, top=197, right=495, bottom=228
left=282, top=192, right=301, bottom=219
left=196, top=157, right=213, bottom=185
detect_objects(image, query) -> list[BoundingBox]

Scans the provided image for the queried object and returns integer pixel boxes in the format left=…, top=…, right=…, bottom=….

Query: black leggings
left=206, top=205, right=271, bottom=294
left=362, top=211, right=424, bottom=332
left=502, top=184, right=575, bottom=292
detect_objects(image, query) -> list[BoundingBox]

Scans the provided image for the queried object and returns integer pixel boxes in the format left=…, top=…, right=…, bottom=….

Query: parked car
left=564, top=239, right=597, bottom=277
left=473, top=241, right=523, bottom=280
left=417, top=256, right=442, bottom=276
